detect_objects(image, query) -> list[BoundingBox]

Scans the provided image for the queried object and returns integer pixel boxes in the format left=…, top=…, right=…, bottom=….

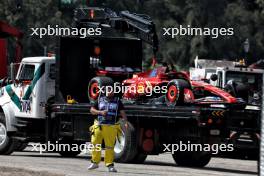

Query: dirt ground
left=0, top=166, right=64, bottom=176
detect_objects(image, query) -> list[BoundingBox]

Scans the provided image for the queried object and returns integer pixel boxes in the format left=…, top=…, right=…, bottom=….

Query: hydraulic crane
left=73, top=7, right=159, bottom=59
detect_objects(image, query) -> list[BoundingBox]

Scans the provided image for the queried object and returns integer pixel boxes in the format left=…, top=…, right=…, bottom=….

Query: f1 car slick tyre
left=0, top=113, right=18, bottom=155
left=88, top=76, right=114, bottom=104
left=165, top=79, right=193, bottom=106
left=114, top=121, right=138, bottom=163
left=172, top=151, right=211, bottom=167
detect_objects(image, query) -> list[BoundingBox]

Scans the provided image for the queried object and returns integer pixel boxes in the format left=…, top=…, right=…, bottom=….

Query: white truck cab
left=190, top=66, right=264, bottom=89
left=214, top=67, right=263, bottom=89
left=190, top=57, right=263, bottom=106
left=190, top=57, right=264, bottom=88
left=0, top=57, right=55, bottom=133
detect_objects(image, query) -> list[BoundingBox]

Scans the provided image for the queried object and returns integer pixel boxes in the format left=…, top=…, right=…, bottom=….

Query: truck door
left=14, top=62, right=46, bottom=118
left=46, top=63, right=55, bottom=102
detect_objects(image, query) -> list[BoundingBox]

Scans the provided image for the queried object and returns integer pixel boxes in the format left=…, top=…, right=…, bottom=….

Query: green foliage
left=0, top=0, right=263, bottom=69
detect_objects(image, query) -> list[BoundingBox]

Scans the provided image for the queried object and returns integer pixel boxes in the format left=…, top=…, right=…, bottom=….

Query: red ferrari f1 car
left=88, top=66, right=238, bottom=106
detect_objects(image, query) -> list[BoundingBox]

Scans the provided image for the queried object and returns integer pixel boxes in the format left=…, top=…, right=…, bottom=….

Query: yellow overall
left=90, top=120, right=122, bottom=166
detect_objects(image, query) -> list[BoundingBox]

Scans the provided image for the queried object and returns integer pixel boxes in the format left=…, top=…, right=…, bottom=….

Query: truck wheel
left=59, top=151, right=81, bottom=157
left=172, top=151, right=211, bottom=167
left=114, top=121, right=137, bottom=163
left=88, top=77, right=114, bottom=103
left=165, top=79, right=193, bottom=106
left=58, top=141, right=81, bottom=157
left=15, top=142, right=28, bottom=151
left=0, top=113, right=17, bottom=155
left=131, top=153, right=147, bottom=164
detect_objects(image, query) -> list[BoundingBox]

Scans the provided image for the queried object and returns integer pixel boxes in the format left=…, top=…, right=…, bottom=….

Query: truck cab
left=214, top=67, right=263, bottom=104
left=0, top=56, right=55, bottom=154
left=190, top=58, right=264, bottom=105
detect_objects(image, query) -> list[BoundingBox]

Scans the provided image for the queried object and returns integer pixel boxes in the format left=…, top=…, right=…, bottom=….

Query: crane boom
left=74, top=7, right=159, bottom=56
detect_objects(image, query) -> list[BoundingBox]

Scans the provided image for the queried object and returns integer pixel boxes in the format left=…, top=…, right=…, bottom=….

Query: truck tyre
left=131, top=153, right=147, bottom=164
left=165, top=79, right=193, bottom=106
left=88, top=76, right=114, bottom=103
left=114, top=121, right=137, bottom=163
left=172, top=151, right=211, bottom=167
left=59, top=150, right=81, bottom=157
left=0, top=113, right=17, bottom=155
left=58, top=141, right=81, bottom=157
left=15, top=142, right=28, bottom=151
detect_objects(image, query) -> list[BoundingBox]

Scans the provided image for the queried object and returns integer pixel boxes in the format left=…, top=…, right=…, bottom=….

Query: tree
left=0, top=0, right=263, bottom=68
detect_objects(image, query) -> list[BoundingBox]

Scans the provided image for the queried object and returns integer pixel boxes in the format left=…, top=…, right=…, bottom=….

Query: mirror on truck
left=10, top=63, right=16, bottom=82
left=0, top=63, right=20, bottom=87
left=9, top=62, right=21, bottom=84
left=210, top=74, right=218, bottom=81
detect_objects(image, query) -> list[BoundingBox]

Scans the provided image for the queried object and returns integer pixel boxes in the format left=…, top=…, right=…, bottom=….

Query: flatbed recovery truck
left=0, top=8, right=254, bottom=167
left=0, top=36, right=248, bottom=167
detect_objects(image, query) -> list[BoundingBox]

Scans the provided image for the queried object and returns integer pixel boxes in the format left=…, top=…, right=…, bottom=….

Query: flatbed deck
left=51, top=102, right=230, bottom=120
